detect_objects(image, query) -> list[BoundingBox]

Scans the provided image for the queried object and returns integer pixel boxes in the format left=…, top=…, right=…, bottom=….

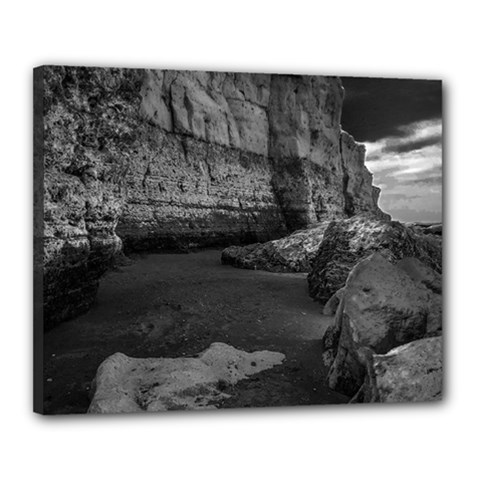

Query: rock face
left=308, top=215, right=442, bottom=303
left=409, top=222, right=443, bottom=237
left=39, top=67, right=137, bottom=328
left=221, top=221, right=331, bottom=273
left=118, top=71, right=385, bottom=248
left=372, top=336, right=442, bottom=403
left=324, top=253, right=442, bottom=398
left=88, top=342, right=285, bottom=413
left=36, top=66, right=386, bottom=327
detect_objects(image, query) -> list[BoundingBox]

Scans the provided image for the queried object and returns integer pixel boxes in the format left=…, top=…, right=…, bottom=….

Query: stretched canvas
left=33, top=66, right=442, bottom=414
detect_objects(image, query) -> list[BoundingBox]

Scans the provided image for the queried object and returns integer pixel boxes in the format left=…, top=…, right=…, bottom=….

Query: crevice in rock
left=340, top=134, right=355, bottom=217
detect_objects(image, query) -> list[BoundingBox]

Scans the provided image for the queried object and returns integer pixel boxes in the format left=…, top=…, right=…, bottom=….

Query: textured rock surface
left=325, top=253, right=442, bottom=397
left=37, top=66, right=386, bottom=327
left=396, top=257, right=442, bottom=294
left=40, top=67, right=138, bottom=328
left=308, top=215, right=442, bottom=303
left=221, top=221, right=331, bottom=273
left=372, top=336, right=442, bottom=403
left=409, top=222, right=443, bottom=237
left=323, top=287, right=345, bottom=316
left=118, top=71, right=385, bottom=248
left=88, top=342, right=285, bottom=413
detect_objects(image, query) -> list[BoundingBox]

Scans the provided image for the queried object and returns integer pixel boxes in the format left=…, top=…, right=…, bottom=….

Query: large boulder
left=221, top=221, right=331, bottom=273
left=324, top=253, right=442, bottom=398
left=308, top=215, right=442, bottom=303
left=38, top=67, right=137, bottom=329
left=371, top=336, right=442, bottom=403
left=118, top=71, right=385, bottom=249
left=88, top=342, right=285, bottom=413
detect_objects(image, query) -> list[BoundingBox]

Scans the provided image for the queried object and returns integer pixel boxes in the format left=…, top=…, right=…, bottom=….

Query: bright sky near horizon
left=341, top=77, right=442, bottom=223
left=364, top=118, right=442, bottom=223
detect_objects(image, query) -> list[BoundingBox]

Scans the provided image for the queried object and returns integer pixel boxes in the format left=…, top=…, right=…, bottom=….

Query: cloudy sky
left=340, top=77, right=442, bottom=223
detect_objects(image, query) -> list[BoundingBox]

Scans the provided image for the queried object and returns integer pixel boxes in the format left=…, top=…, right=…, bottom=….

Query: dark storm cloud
left=365, top=122, right=442, bottom=162
left=340, top=77, right=442, bottom=142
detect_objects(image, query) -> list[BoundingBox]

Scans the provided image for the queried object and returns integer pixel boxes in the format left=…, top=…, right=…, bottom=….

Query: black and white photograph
left=4, top=1, right=480, bottom=479
left=34, top=67, right=443, bottom=414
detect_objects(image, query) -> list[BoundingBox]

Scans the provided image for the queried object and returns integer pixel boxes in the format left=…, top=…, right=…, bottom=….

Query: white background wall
left=1, top=1, right=477, bottom=478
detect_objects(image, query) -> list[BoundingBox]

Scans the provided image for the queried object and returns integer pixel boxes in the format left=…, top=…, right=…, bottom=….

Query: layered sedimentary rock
left=408, top=222, right=443, bottom=237
left=37, top=67, right=385, bottom=327
left=118, top=71, right=385, bottom=248
left=323, top=253, right=442, bottom=399
left=88, top=342, right=285, bottom=413
left=39, top=67, right=138, bottom=328
left=308, top=215, right=442, bottom=303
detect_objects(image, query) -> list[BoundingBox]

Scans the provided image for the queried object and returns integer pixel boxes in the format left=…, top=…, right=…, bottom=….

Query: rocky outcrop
left=324, top=253, right=442, bottom=399
left=118, top=71, right=385, bottom=248
left=308, top=215, right=442, bottom=303
left=408, top=222, right=443, bottom=237
left=36, top=67, right=386, bottom=327
left=221, top=221, right=331, bottom=273
left=266, top=75, right=385, bottom=229
left=39, top=67, right=137, bottom=328
left=372, top=336, right=442, bottom=403
left=118, top=71, right=287, bottom=251
left=88, top=342, right=285, bottom=413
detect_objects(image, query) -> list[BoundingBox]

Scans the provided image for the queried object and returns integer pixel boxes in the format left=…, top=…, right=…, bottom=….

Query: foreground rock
left=37, top=68, right=134, bottom=328
left=324, top=253, right=442, bottom=399
left=88, top=343, right=285, bottom=413
left=372, top=336, right=442, bottom=403
left=119, top=71, right=386, bottom=249
left=221, top=222, right=331, bottom=273
left=308, top=215, right=442, bottom=303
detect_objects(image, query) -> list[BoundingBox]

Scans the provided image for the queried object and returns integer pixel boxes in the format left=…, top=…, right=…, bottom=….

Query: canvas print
left=34, top=67, right=442, bottom=414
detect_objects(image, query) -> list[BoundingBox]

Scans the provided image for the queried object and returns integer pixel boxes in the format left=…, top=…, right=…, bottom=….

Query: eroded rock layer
left=37, top=67, right=385, bottom=327
left=40, top=67, right=138, bottom=328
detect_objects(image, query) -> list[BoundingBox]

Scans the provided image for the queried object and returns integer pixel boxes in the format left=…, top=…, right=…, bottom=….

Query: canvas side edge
left=33, top=66, right=44, bottom=414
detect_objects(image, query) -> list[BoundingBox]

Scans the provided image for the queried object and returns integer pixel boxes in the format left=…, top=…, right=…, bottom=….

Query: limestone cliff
left=35, top=66, right=386, bottom=328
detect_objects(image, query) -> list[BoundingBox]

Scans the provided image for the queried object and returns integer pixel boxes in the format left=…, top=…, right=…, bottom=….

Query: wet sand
left=43, top=249, right=348, bottom=414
